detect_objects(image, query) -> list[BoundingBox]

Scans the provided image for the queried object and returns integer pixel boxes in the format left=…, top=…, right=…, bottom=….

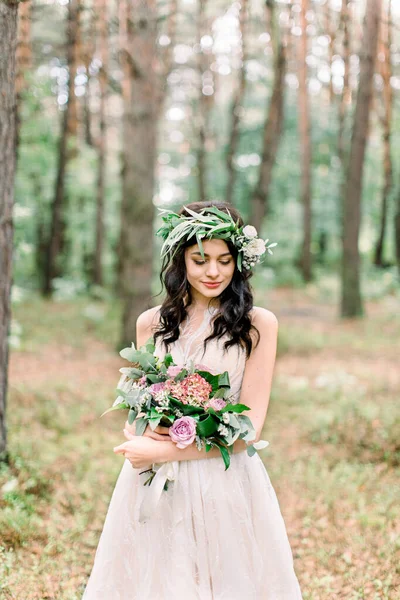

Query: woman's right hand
left=124, top=419, right=171, bottom=442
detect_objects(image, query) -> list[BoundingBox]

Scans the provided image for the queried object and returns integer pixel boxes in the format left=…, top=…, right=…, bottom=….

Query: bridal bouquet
left=103, top=338, right=268, bottom=482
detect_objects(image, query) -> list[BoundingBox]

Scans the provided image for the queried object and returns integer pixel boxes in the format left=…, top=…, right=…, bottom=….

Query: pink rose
left=169, top=416, right=197, bottom=449
left=167, top=365, right=183, bottom=378
left=207, top=398, right=227, bottom=411
left=149, top=382, right=165, bottom=394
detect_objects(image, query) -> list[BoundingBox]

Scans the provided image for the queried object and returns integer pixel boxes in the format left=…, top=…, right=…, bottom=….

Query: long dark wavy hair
left=153, top=201, right=260, bottom=359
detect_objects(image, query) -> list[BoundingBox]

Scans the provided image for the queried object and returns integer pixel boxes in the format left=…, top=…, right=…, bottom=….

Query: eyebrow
left=191, top=251, right=232, bottom=257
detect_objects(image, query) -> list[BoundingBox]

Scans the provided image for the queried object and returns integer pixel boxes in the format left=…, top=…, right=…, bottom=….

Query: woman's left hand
left=113, top=429, right=167, bottom=469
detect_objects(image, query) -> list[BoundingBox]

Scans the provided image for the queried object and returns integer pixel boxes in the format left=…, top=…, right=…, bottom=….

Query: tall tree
left=93, top=0, right=109, bottom=286
left=226, top=0, right=249, bottom=206
left=337, top=0, right=351, bottom=168
left=250, top=0, right=287, bottom=228
left=374, top=0, right=393, bottom=268
left=119, top=0, right=158, bottom=346
left=297, top=0, right=312, bottom=282
left=43, top=0, right=81, bottom=295
left=341, top=0, right=382, bottom=318
left=0, top=0, right=19, bottom=460
left=15, top=0, right=31, bottom=145
left=197, top=0, right=210, bottom=202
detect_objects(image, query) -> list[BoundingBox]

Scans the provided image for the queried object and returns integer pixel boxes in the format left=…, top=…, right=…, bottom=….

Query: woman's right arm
left=124, top=305, right=170, bottom=441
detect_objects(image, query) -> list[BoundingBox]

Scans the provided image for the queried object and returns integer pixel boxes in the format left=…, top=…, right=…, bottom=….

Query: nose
left=205, top=261, right=220, bottom=278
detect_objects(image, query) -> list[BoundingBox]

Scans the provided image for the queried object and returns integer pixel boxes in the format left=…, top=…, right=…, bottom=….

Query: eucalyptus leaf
left=100, top=403, right=129, bottom=417
left=135, top=417, right=148, bottom=436
left=128, top=408, right=138, bottom=424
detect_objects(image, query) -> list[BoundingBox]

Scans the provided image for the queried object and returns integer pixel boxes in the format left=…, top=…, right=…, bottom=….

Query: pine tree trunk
left=43, top=0, right=80, bottom=295
left=0, top=0, right=18, bottom=461
left=15, top=0, right=31, bottom=147
left=119, top=0, right=158, bottom=346
left=197, top=0, right=209, bottom=202
left=297, top=0, right=312, bottom=282
left=250, top=1, right=286, bottom=229
left=337, top=0, right=351, bottom=168
left=341, top=0, right=381, bottom=318
left=93, top=0, right=108, bottom=286
left=374, top=0, right=392, bottom=268
left=226, top=0, right=248, bottom=206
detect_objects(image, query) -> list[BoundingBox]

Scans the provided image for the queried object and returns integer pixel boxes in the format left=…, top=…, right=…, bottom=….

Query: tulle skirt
left=82, top=451, right=302, bottom=599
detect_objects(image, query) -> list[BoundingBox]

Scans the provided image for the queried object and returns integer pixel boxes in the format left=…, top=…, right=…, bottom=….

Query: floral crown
left=155, top=205, right=277, bottom=272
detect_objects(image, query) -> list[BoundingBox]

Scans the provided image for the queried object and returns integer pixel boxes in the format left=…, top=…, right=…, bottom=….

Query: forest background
left=0, top=0, right=399, bottom=597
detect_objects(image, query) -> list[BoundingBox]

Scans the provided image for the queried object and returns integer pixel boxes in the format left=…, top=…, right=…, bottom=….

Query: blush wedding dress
left=82, top=306, right=302, bottom=599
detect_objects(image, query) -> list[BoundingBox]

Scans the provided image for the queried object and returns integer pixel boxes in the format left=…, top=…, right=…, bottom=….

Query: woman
left=82, top=201, right=302, bottom=599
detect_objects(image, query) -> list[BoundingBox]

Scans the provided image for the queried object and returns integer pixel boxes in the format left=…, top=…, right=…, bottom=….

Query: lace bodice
left=154, top=306, right=247, bottom=403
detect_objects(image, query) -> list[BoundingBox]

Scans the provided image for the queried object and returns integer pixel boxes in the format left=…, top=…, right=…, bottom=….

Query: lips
left=202, top=282, right=222, bottom=288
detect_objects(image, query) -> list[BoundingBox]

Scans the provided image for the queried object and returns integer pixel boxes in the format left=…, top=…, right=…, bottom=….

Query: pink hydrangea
left=164, top=373, right=212, bottom=406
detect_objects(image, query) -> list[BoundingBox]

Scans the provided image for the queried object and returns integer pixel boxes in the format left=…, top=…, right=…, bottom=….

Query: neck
left=184, top=291, right=219, bottom=313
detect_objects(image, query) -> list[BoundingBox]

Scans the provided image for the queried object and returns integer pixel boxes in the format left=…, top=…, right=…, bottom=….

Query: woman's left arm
left=114, top=308, right=278, bottom=467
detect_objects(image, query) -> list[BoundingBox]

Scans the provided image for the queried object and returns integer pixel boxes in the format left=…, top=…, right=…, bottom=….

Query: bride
left=82, top=201, right=302, bottom=599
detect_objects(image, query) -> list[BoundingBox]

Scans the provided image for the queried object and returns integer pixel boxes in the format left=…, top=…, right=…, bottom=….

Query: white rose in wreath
left=244, top=238, right=266, bottom=257
left=242, top=225, right=258, bottom=239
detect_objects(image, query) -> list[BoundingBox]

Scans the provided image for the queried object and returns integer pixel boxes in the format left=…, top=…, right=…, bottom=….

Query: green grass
left=1, top=289, right=400, bottom=598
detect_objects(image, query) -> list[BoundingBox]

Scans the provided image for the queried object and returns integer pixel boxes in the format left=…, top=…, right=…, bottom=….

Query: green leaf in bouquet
left=146, top=373, right=163, bottom=383
left=174, top=368, right=188, bottom=382
left=180, top=404, right=204, bottom=416
left=218, top=445, right=231, bottom=470
left=100, top=402, right=129, bottom=417
left=163, top=353, right=174, bottom=367
left=217, top=371, right=231, bottom=388
left=144, top=337, right=155, bottom=353
left=205, top=443, right=212, bottom=452
left=120, top=347, right=157, bottom=371
left=238, top=415, right=256, bottom=442
left=196, top=371, right=219, bottom=393
left=212, top=388, right=228, bottom=399
left=246, top=445, right=257, bottom=457
left=160, top=414, right=174, bottom=425
left=196, top=414, right=219, bottom=437
left=125, top=388, right=142, bottom=407
left=149, top=416, right=162, bottom=430
left=116, top=388, right=128, bottom=398
left=221, top=403, right=250, bottom=413
left=128, top=408, right=138, bottom=424
left=227, top=413, right=240, bottom=429
left=135, top=417, right=148, bottom=436
left=127, top=368, right=144, bottom=379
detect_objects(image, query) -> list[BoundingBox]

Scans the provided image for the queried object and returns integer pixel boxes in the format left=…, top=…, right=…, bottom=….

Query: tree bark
left=119, top=0, right=158, bottom=346
left=297, top=0, right=312, bottom=282
left=93, top=0, right=108, bottom=286
left=341, top=0, right=381, bottom=318
left=226, top=0, right=249, bottom=206
left=374, top=0, right=392, bottom=268
left=43, top=0, right=80, bottom=295
left=337, top=0, right=351, bottom=168
left=197, top=0, right=210, bottom=202
left=0, top=0, right=18, bottom=460
left=15, top=0, right=31, bottom=147
left=250, top=1, right=286, bottom=229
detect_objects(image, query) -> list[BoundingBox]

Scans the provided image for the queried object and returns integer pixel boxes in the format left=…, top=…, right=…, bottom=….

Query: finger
left=123, top=428, right=135, bottom=440
left=113, top=443, right=127, bottom=454
left=144, top=430, right=170, bottom=442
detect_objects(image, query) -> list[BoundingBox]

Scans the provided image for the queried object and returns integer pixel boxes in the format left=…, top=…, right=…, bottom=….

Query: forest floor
left=0, top=283, right=399, bottom=600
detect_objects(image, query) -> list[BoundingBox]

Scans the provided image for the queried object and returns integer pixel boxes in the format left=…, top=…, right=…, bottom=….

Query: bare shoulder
left=136, top=304, right=162, bottom=337
left=250, top=306, right=278, bottom=335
